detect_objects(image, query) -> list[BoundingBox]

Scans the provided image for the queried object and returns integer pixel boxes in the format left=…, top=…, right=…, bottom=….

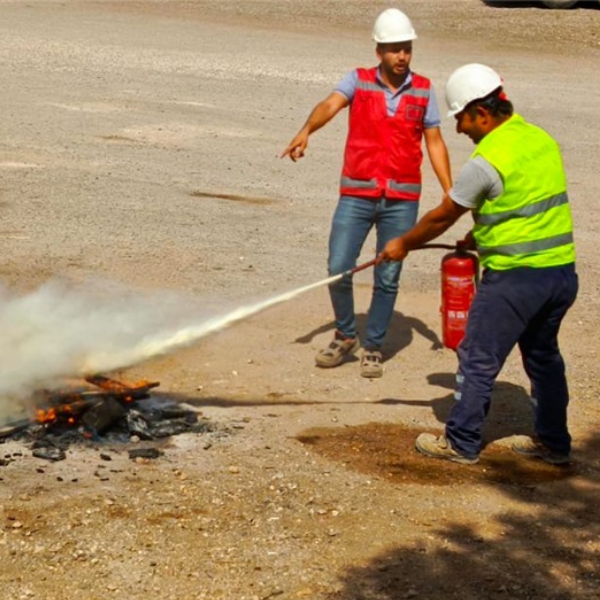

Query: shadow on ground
left=379, top=372, right=536, bottom=439
left=295, top=309, right=443, bottom=359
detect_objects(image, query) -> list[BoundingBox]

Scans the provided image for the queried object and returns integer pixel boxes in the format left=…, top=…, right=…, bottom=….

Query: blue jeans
left=327, top=195, right=419, bottom=350
left=446, top=263, right=578, bottom=458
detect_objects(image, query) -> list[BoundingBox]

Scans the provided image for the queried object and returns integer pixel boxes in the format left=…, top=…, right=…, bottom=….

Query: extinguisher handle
left=456, top=239, right=476, bottom=253
left=417, top=242, right=477, bottom=254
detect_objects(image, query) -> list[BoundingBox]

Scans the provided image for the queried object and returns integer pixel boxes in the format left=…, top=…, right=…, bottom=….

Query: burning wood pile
left=0, top=375, right=212, bottom=461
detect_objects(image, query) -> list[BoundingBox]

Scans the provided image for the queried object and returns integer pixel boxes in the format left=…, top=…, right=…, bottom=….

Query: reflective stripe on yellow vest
left=471, top=114, right=575, bottom=270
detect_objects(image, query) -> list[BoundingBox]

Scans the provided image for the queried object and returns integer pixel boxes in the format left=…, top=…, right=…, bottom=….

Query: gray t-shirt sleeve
left=334, top=70, right=358, bottom=102
left=449, top=156, right=504, bottom=209
left=424, top=84, right=441, bottom=129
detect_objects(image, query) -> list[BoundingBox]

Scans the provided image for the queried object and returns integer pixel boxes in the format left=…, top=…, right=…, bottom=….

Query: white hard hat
left=372, top=8, right=417, bottom=44
left=445, top=63, right=503, bottom=117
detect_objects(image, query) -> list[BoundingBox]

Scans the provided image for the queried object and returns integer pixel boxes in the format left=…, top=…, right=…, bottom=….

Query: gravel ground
left=1, top=2, right=600, bottom=599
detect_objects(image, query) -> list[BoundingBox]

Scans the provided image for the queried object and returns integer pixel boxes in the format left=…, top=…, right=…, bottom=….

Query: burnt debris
left=0, top=375, right=216, bottom=462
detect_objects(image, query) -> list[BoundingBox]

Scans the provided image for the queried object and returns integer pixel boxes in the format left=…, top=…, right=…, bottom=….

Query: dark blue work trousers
left=445, top=263, right=578, bottom=458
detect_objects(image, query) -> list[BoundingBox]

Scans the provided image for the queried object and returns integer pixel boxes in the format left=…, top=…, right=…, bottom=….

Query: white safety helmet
left=372, top=8, right=417, bottom=44
left=445, top=63, right=504, bottom=117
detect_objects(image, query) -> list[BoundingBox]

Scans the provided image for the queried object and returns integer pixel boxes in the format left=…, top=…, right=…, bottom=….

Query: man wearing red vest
left=282, top=8, right=452, bottom=378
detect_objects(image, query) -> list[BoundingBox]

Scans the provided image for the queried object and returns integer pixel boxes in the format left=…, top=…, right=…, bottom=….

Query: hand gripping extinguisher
left=439, top=244, right=479, bottom=351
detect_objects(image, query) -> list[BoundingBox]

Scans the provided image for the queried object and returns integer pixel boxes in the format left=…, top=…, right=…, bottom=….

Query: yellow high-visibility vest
left=471, top=114, right=575, bottom=270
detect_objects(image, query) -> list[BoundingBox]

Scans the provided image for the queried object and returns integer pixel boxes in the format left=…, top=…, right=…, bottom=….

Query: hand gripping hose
left=336, top=242, right=459, bottom=281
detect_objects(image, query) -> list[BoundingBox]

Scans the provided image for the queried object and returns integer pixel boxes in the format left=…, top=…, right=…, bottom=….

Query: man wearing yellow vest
left=379, top=63, right=578, bottom=465
left=281, top=8, right=451, bottom=379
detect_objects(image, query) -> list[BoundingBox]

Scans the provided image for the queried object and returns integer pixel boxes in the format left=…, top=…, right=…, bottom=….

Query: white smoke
left=0, top=272, right=341, bottom=424
left=0, top=277, right=216, bottom=420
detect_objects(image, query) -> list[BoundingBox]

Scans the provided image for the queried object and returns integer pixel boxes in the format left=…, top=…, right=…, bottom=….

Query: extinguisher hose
left=345, top=258, right=378, bottom=276
left=337, top=243, right=467, bottom=279
left=415, top=243, right=457, bottom=251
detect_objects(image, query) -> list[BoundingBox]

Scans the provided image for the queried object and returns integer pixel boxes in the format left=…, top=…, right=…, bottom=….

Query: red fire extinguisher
left=440, top=246, right=479, bottom=351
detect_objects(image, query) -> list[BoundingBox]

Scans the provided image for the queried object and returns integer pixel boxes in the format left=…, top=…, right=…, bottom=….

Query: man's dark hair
left=465, top=87, right=514, bottom=118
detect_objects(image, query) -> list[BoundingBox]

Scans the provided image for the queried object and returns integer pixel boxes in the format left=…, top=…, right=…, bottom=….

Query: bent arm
left=280, top=92, right=349, bottom=161
left=424, top=127, right=452, bottom=193
left=379, top=194, right=470, bottom=262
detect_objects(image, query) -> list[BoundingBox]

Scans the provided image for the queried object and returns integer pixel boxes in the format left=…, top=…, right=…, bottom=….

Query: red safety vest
left=339, top=68, right=431, bottom=201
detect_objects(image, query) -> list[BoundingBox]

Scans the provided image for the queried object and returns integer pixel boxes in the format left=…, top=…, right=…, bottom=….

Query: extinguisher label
left=447, top=310, right=468, bottom=320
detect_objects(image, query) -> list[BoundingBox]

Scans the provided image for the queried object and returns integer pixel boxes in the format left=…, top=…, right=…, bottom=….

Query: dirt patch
left=297, top=422, right=589, bottom=486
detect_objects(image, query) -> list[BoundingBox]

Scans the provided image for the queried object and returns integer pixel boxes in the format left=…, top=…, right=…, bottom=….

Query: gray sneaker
left=315, top=336, right=360, bottom=368
left=360, top=350, right=383, bottom=379
left=511, top=435, right=570, bottom=466
left=415, top=433, right=479, bottom=465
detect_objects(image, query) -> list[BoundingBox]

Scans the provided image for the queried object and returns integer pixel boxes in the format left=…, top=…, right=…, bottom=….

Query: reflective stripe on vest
left=477, top=232, right=574, bottom=257
left=339, top=176, right=377, bottom=190
left=388, top=181, right=422, bottom=195
left=354, top=80, right=431, bottom=100
left=355, top=81, right=383, bottom=93
left=474, top=192, right=569, bottom=226
left=339, top=177, right=422, bottom=196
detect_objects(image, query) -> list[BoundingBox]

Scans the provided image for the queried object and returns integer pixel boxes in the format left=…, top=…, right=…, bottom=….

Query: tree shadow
left=294, top=310, right=443, bottom=360
left=324, top=432, right=600, bottom=600
left=166, top=373, right=535, bottom=450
